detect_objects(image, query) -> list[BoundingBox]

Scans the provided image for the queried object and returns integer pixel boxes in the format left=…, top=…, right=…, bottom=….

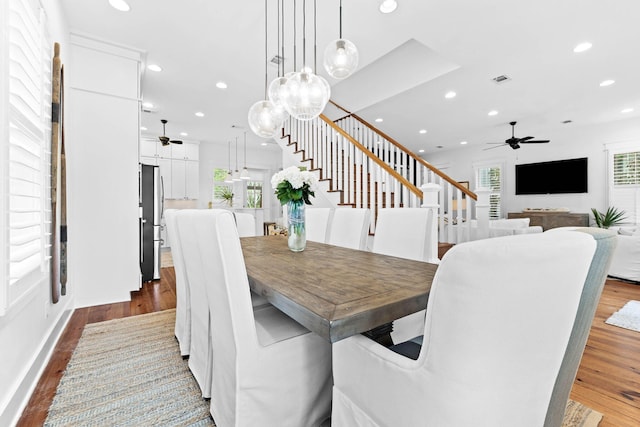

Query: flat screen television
left=515, top=157, right=588, bottom=195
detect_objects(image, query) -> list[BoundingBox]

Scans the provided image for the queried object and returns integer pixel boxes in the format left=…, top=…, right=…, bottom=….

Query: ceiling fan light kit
left=158, top=119, right=183, bottom=146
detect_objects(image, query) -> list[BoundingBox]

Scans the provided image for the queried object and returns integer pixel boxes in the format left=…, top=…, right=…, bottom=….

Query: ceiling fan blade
left=517, top=136, right=534, bottom=142
left=520, top=139, right=550, bottom=144
left=486, top=142, right=505, bottom=145
left=170, top=140, right=183, bottom=144
left=159, top=136, right=170, bottom=145
left=483, top=144, right=507, bottom=151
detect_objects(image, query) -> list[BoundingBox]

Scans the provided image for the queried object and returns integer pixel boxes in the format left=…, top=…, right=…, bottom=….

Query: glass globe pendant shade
left=268, top=76, right=289, bottom=106
left=268, top=76, right=290, bottom=121
left=282, top=71, right=331, bottom=121
left=248, top=99, right=287, bottom=138
left=324, top=39, right=359, bottom=79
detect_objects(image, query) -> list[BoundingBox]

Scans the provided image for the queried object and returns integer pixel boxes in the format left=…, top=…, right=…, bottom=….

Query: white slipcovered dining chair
left=327, top=208, right=371, bottom=250
left=332, top=228, right=616, bottom=427
left=233, top=212, right=257, bottom=237
left=175, top=209, right=213, bottom=398
left=189, top=209, right=332, bottom=427
left=164, top=209, right=191, bottom=357
left=305, top=207, right=332, bottom=243
left=371, top=208, right=436, bottom=344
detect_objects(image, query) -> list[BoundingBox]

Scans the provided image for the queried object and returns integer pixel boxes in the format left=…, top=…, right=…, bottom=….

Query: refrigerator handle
left=160, top=174, right=165, bottom=220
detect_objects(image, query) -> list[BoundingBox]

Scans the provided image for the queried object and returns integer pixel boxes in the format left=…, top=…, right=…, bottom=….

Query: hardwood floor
left=16, top=268, right=640, bottom=426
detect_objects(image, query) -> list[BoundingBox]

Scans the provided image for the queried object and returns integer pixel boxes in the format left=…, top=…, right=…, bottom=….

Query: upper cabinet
left=140, top=137, right=199, bottom=200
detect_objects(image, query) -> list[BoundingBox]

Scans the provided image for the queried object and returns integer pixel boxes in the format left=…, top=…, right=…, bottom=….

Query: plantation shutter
left=476, top=164, right=502, bottom=219
left=3, top=0, right=51, bottom=313
left=609, top=149, right=640, bottom=225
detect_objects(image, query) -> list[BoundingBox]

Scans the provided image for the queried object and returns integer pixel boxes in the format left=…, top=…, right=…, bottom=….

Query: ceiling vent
left=492, top=74, right=511, bottom=84
left=270, top=55, right=284, bottom=66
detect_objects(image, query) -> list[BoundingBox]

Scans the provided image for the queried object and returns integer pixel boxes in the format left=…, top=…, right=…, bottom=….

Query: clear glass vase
left=287, top=200, right=306, bottom=252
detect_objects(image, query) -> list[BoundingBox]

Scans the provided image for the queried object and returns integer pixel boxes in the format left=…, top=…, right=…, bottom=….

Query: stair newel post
left=421, top=183, right=441, bottom=263
left=474, top=187, right=492, bottom=241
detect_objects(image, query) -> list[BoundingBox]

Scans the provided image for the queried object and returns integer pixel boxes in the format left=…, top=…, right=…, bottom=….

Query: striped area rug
left=44, top=309, right=602, bottom=426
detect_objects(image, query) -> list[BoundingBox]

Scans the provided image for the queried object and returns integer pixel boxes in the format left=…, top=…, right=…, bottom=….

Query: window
left=475, top=163, right=503, bottom=220
left=608, top=146, right=640, bottom=224
left=212, top=168, right=233, bottom=207
left=246, top=181, right=263, bottom=208
left=2, top=0, right=51, bottom=314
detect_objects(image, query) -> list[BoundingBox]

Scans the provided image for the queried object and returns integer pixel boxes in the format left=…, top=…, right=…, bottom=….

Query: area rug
left=44, top=309, right=214, bottom=426
left=605, top=300, right=640, bottom=332
left=44, top=309, right=602, bottom=426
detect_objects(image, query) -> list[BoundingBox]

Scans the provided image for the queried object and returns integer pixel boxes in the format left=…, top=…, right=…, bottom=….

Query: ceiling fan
left=484, top=121, right=550, bottom=150
left=158, top=119, right=183, bottom=146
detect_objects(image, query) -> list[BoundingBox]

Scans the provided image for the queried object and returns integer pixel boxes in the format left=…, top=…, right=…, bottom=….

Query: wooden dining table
left=240, top=236, right=438, bottom=344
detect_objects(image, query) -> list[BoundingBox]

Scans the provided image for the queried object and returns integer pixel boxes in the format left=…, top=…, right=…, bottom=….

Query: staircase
left=278, top=101, right=484, bottom=243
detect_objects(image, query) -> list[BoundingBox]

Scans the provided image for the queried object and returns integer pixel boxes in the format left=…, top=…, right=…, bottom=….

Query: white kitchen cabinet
left=140, top=139, right=199, bottom=200
left=171, top=159, right=186, bottom=199
left=170, top=158, right=199, bottom=200
left=185, top=160, right=199, bottom=199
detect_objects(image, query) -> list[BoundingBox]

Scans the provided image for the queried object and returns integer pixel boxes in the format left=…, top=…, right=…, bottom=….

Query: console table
left=507, top=212, right=590, bottom=231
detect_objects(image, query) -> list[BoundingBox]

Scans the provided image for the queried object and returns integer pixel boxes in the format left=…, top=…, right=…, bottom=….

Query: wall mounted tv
left=515, top=157, right=588, bottom=195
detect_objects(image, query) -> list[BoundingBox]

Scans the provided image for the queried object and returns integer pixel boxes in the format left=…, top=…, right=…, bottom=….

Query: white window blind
left=610, top=149, right=640, bottom=224
left=6, top=0, right=50, bottom=307
left=476, top=164, right=502, bottom=219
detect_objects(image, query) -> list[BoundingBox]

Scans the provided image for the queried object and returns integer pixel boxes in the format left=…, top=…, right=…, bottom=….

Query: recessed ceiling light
left=375, top=118, right=383, bottom=123
left=142, top=102, right=154, bottom=108
left=573, top=42, right=592, bottom=53
left=180, top=132, right=188, bottom=136
left=108, top=0, right=130, bottom=12
left=621, top=108, right=634, bottom=114
left=419, top=129, right=427, bottom=134
left=379, top=0, right=397, bottom=14
left=195, top=112, right=205, bottom=117
left=216, top=81, right=228, bottom=89
left=436, top=145, right=443, bottom=149
left=418, top=149, right=425, bottom=153
left=140, top=126, right=147, bottom=131
left=445, top=91, right=456, bottom=99
left=460, top=141, right=468, bottom=145
left=147, top=64, right=162, bottom=72
left=261, top=142, right=268, bottom=146
left=488, top=110, right=498, bottom=116
left=600, top=80, right=615, bottom=87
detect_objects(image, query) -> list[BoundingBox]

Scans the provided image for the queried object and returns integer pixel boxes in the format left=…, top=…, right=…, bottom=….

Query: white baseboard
left=2, top=307, right=74, bottom=427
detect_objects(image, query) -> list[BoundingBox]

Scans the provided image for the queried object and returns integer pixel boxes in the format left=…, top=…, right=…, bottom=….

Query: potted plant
left=219, top=186, right=234, bottom=207
left=591, top=206, right=627, bottom=229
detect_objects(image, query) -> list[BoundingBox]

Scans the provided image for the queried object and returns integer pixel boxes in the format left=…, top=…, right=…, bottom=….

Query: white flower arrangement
left=271, top=166, right=318, bottom=205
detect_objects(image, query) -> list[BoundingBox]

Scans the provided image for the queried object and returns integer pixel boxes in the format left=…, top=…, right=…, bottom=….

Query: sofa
left=608, top=227, right=640, bottom=283
left=546, top=226, right=640, bottom=283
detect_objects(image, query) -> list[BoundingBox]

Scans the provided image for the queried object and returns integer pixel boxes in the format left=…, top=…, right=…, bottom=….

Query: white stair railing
left=281, top=102, right=488, bottom=243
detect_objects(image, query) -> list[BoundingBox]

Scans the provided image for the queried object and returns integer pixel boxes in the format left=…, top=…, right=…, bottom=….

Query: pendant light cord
left=243, top=132, right=247, bottom=167
left=281, top=0, right=285, bottom=76
left=264, top=0, right=268, bottom=99
left=339, top=0, right=343, bottom=38
left=293, top=0, right=297, bottom=71
left=314, top=0, right=317, bottom=73
left=302, top=0, right=306, bottom=70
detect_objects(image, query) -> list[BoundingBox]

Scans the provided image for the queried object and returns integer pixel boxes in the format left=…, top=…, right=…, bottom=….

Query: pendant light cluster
left=249, top=0, right=358, bottom=138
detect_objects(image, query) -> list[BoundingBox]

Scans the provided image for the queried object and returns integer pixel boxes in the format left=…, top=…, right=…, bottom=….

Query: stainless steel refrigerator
left=140, top=163, right=162, bottom=282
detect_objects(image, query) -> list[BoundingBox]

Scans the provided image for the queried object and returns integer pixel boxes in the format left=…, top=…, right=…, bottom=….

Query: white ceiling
left=59, top=0, right=640, bottom=154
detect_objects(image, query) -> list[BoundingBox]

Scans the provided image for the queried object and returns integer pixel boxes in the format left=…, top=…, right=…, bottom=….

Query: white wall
left=0, top=2, right=75, bottom=426
left=66, top=34, right=142, bottom=307
left=424, top=116, right=640, bottom=217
